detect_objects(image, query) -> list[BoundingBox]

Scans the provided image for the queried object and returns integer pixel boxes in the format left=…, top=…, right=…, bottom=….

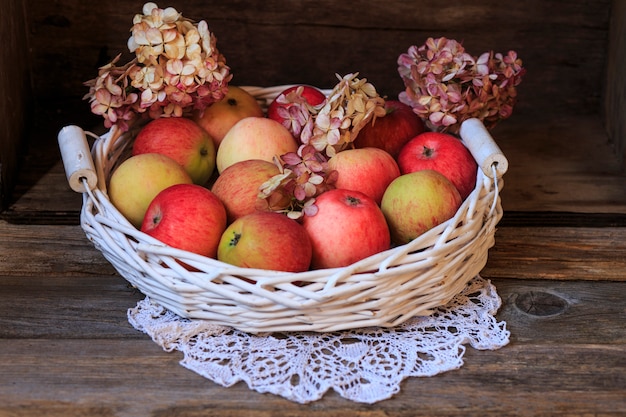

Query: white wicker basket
left=58, top=85, right=508, bottom=333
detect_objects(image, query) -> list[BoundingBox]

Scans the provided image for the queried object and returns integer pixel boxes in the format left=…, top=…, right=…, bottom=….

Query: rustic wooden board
left=0, top=0, right=31, bottom=210
left=493, top=114, right=626, bottom=214
left=0, top=275, right=624, bottom=416
left=483, top=226, right=626, bottom=281
left=26, top=0, right=610, bottom=118
left=0, top=222, right=115, bottom=276
left=605, top=0, right=626, bottom=164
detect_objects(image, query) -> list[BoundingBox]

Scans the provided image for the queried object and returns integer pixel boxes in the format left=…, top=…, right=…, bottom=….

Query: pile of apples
left=107, top=84, right=478, bottom=273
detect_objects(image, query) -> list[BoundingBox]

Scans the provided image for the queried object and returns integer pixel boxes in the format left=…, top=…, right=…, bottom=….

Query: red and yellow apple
left=193, top=86, right=264, bottom=148
left=353, top=100, right=424, bottom=158
left=216, top=116, right=299, bottom=173
left=381, top=170, right=462, bottom=245
left=140, top=184, right=227, bottom=259
left=211, top=159, right=282, bottom=222
left=302, top=188, right=390, bottom=269
left=327, top=147, right=400, bottom=205
left=397, top=131, right=478, bottom=200
left=217, top=211, right=313, bottom=272
left=132, top=117, right=216, bottom=186
left=108, top=153, right=192, bottom=228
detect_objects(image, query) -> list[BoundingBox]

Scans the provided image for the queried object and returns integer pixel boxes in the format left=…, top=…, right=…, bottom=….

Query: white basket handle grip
left=459, top=118, right=508, bottom=179
left=58, top=125, right=98, bottom=193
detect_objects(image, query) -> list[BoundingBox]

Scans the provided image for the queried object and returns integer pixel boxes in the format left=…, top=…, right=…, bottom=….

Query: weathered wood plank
left=0, top=339, right=624, bottom=416
left=492, top=279, right=626, bottom=343
left=0, top=275, right=143, bottom=339
left=483, top=226, right=626, bottom=281
left=0, top=0, right=31, bottom=210
left=493, top=114, right=626, bottom=214
left=0, top=221, right=115, bottom=277
left=1, top=274, right=624, bottom=344
left=26, top=0, right=610, bottom=117
left=1, top=246, right=625, bottom=415
left=606, top=0, right=626, bottom=165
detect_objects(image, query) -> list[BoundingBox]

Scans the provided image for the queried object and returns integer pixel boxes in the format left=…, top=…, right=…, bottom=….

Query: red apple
left=267, top=85, right=326, bottom=140
left=381, top=170, right=462, bottom=245
left=217, top=212, right=312, bottom=272
left=353, top=100, right=424, bottom=159
left=216, top=116, right=299, bottom=173
left=302, top=189, right=390, bottom=269
left=140, top=183, right=227, bottom=259
left=211, top=159, right=282, bottom=222
left=132, top=117, right=216, bottom=186
left=396, top=131, right=478, bottom=200
left=193, top=86, right=264, bottom=148
left=327, top=147, right=400, bottom=205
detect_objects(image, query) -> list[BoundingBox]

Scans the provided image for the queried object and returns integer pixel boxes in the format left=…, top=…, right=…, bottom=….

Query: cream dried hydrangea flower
left=301, top=73, right=386, bottom=157
left=84, top=2, right=231, bottom=131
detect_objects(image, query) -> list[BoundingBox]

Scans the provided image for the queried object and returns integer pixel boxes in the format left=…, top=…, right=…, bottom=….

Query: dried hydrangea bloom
left=84, top=2, right=231, bottom=131
left=258, top=145, right=338, bottom=220
left=302, top=73, right=386, bottom=157
left=398, top=37, right=525, bottom=134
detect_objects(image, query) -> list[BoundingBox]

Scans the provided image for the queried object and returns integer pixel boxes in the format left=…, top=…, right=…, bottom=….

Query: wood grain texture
left=0, top=221, right=115, bottom=277
left=25, top=0, right=610, bottom=117
left=606, top=0, right=626, bottom=165
left=0, top=0, right=31, bottom=209
left=0, top=275, right=624, bottom=416
left=483, top=226, right=626, bottom=281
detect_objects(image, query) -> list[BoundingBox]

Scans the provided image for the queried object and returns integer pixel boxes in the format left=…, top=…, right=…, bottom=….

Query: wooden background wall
left=26, top=0, right=610, bottom=125
left=0, top=1, right=31, bottom=209
left=606, top=0, right=626, bottom=167
left=1, top=0, right=619, bottom=212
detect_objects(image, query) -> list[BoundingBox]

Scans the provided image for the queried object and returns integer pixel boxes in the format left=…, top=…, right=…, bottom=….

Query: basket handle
left=58, top=125, right=98, bottom=193
left=459, top=118, right=508, bottom=179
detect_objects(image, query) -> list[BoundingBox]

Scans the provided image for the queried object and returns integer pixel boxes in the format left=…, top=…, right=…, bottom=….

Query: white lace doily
left=128, top=275, right=509, bottom=404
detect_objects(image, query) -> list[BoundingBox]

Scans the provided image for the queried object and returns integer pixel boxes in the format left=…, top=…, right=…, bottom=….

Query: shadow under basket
left=58, top=85, right=508, bottom=333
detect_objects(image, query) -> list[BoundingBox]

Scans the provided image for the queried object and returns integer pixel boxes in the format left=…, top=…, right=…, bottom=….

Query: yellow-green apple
left=193, top=86, right=264, bottom=148
left=327, top=147, right=400, bottom=205
left=211, top=159, right=282, bottom=222
left=217, top=211, right=312, bottom=272
left=132, top=117, right=216, bottom=186
left=353, top=100, right=424, bottom=158
left=397, top=132, right=478, bottom=200
left=216, top=116, right=299, bottom=173
left=140, top=184, right=227, bottom=259
left=302, top=188, right=390, bottom=269
left=381, top=170, right=462, bottom=245
left=108, top=153, right=192, bottom=228
left=267, top=85, right=326, bottom=140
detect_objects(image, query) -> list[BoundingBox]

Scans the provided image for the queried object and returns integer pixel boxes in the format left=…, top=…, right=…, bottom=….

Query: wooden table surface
left=1, top=118, right=626, bottom=416
left=2, top=221, right=625, bottom=417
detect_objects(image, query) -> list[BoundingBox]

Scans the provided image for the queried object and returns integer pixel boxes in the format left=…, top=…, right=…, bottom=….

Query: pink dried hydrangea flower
left=84, top=2, right=231, bottom=131
left=258, top=145, right=338, bottom=220
left=258, top=73, right=385, bottom=219
left=397, top=37, right=525, bottom=134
